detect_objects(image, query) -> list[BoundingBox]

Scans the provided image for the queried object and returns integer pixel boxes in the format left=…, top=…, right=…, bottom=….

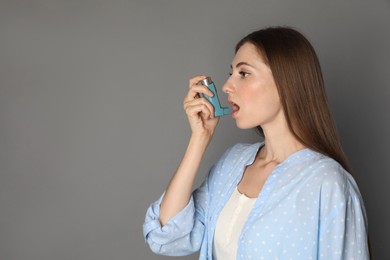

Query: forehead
left=232, top=42, right=266, bottom=66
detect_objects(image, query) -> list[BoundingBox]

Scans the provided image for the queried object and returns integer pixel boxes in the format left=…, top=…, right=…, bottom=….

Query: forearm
left=159, top=134, right=210, bottom=226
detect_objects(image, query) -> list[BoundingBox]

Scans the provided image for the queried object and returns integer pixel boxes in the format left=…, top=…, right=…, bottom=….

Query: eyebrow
left=230, top=62, right=255, bottom=69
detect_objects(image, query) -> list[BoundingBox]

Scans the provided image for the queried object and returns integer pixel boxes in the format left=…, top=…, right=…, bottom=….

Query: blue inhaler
left=199, top=77, right=231, bottom=117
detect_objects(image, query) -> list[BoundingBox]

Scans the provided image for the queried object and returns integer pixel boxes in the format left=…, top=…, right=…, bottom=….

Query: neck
left=259, top=125, right=305, bottom=164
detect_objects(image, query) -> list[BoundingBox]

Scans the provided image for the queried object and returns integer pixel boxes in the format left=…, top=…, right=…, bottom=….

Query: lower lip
left=231, top=109, right=239, bottom=118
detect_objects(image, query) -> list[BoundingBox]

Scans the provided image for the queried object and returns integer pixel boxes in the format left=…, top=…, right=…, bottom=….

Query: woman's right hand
left=183, top=75, right=219, bottom=139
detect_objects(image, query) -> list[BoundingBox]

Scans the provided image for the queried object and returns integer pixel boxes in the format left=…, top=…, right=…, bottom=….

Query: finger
left=184, top=96, right=214, bottom=112
left=186, top=75, right=206, bottom=100
left=200, top=108, right=213, bottom=121
left=186, top=103, right=213, bottom=120
left=187, top=85, right=214, bottom=99
left=184, top=98, right=214, bottom=118
left=189, top=75, right=207, bottom=88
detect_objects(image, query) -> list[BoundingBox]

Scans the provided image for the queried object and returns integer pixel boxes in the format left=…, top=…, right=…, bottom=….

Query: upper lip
left=228, top=99, right=235, bottom=106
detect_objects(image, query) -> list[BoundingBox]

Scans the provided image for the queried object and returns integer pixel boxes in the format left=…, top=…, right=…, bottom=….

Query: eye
left=239, top=71, right=249, bottom=78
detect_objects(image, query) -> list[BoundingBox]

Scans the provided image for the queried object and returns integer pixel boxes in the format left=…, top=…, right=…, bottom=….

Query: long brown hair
left=236, top=27, right=351, bottom=172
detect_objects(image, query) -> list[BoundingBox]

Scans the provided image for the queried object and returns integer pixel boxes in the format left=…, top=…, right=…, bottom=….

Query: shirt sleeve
left=142, top=175, right=209, bottom=256
left=317, top=167, right=369, bottom=259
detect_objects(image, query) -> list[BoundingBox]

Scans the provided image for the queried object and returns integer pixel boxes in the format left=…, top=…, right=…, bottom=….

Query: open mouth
left=233, top=103, right=240, bottom=112
left=229, top=100, right=240, bottom=115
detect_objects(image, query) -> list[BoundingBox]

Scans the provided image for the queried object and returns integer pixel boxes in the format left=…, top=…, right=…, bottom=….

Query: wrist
left=189, top=132, right=213, bottom=150
left=190, top=131, right=213, bottom=143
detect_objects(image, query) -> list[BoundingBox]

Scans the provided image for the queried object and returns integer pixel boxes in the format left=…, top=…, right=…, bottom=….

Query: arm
left=143, top=75, right=219, bottom=256
left=159, top=134, right=209, bottom=225
left=159, top=75, right=218, bottom=225
left=317, top=168, right=369, bottom=259
left=143, top=176, right=209, bottom=256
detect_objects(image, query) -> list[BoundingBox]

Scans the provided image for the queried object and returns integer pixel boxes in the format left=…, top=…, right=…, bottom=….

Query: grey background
left=0, top=0, right=389, bottom=259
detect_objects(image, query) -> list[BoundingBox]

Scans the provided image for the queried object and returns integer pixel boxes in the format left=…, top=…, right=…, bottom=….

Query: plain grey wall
left=1, top=0, right=389, bottom=259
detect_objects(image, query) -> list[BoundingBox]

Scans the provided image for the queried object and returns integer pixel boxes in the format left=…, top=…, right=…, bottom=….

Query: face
left=222, top=42, right=284, bottom=130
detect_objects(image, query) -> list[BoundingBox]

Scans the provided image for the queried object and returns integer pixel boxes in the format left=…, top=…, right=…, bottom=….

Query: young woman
left=143, top=27, right=369, bottom=259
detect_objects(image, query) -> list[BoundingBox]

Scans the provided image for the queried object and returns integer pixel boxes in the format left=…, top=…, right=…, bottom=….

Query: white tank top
left=213, top=186, right=257, bottom=260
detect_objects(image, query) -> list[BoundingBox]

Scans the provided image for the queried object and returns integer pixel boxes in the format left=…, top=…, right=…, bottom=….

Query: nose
left=222, top=78, right=234, bottom=94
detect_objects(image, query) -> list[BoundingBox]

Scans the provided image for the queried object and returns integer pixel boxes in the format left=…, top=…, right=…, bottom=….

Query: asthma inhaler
left=199, top=77, right=231, bottom=117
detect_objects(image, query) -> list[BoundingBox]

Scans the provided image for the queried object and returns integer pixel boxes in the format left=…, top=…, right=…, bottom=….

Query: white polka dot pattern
left=143, top=143, right=369, bottom=259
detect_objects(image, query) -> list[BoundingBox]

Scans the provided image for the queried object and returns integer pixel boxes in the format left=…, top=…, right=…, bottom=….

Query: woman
left=143, top=27, right=369, bottom=259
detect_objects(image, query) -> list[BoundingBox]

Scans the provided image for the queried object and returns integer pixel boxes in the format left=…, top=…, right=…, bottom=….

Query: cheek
left=244, top=86, right=277, bottom=110
left=246, top=88, right=282, bottom=120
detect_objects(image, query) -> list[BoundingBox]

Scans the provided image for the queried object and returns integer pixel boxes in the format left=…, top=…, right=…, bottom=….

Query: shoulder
left=304, top=152, right=362, bottom=201
left=307, top=155, right=368, bottom=231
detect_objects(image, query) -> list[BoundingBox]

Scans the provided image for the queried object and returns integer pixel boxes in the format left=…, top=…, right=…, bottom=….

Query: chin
left=235, top=120, right=258, bottom=130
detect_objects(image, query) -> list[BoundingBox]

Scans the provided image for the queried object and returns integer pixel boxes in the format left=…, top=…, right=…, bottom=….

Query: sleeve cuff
left=143, top=193, right=195, bottom=244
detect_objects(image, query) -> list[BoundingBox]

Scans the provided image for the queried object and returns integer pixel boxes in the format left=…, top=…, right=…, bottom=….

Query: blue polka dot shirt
left=143, top=143, right=369, bottom=259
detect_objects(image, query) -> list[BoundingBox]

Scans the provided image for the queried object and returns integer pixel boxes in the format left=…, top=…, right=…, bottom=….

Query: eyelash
left=229, top=71, right=250, bottom=78
left=240, top=71, right=249, bottom=77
